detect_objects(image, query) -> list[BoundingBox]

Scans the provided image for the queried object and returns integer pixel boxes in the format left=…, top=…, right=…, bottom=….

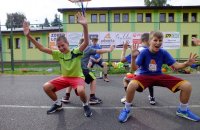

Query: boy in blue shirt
left=120, top=33, right=156, bottom=105
left=118, top=31, right=200, bottom=123
left=88, top=38, right=110, bottom=82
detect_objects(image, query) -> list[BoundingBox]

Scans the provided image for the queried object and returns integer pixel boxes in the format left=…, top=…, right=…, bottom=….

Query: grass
left=1, top=63, right=198, bottom=75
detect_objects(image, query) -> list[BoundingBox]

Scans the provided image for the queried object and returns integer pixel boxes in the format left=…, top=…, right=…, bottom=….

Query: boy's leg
left=101, top=61, right=109, bottom=82
left=120, top=77, right=129, bottom=104
left=89, top=79, right=102, bottom=104
left=76, top=85, right=92, bottom=117
left=118, top=80, right=139, bottom=123
left=176, top=81, right=200, bottom=121
left=148, top=86, right=156, bottom=105
left=61, top=87, right=72, bottom=103
left=43, top=82, right=63, bottom=114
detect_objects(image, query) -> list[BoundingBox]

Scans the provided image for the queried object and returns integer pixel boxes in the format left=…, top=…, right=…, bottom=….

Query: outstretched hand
left=76, top=12, right=87, bottom=25
left=123, top=41, right=129, bottom=50
left=109, top=45, right=115, bottom=52
left=192, top=37, right=200, bottom=46
left=23, top=20, right=30, bottom=36
left=186, top=53, right=198, bottom=66
left=131, top=43, right=140, bottom=58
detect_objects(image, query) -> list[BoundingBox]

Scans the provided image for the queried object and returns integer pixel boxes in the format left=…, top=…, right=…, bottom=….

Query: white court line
left=0, top=105, right=200, bottom=109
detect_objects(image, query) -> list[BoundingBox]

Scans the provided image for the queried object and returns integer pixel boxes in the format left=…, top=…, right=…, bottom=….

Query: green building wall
left=1, top=6, right=200, bottom=62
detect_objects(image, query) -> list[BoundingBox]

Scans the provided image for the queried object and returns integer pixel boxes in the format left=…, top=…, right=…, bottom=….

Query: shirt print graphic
left=149, top=59, right=157, bottom=72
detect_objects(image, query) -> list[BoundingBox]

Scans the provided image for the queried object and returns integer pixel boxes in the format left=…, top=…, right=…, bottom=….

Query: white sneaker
left=148, top=95, right=156, bottom=105
left=120, top=96, right=126, bottom=104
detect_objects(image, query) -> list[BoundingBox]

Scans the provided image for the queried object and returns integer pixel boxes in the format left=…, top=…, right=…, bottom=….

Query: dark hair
left=141, top=33, right=149, bottom=42
left=56, top=35, right=68, bottom=45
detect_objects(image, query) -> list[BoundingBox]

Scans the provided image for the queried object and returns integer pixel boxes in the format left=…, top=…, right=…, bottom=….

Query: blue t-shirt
left=90, top=44, right=102, bottom=59
left=135, top=48, right=176, bottom=75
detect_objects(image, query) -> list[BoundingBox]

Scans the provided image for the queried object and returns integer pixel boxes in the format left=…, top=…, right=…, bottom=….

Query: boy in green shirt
left=23, top=12, right=92, bottom=117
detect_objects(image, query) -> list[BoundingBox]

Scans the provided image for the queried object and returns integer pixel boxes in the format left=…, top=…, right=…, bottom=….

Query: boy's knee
left=43, top=82, right=54, bottom=92
left=179, top=81, right=192, bottom=91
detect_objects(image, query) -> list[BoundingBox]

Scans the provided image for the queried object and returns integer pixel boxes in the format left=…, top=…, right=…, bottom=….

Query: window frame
left=69, top=15, right=75, bottom=24
left=137, top=13, right=143, bottom=22
left=91, top=14, right=97, bottom=23
left=145, top=13, right=151, bottom=22
left=183, top=35, right=189, bottom=47
left=15, top=38, right=20, bottom=49
left=114, top=13, right=120, bottom=23
left=168, top=13, right=174, bottom=22
left=183, top=13, right=189, bottom=22
left=99, top=14, right=106, bottom=23
left=122, top=13, right=129, bottom=23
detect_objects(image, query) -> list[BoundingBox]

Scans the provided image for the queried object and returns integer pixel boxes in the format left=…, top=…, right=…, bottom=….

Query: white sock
left=179, top=102, right=188, bottom=111
left=82, top=102, right=88, bottom=106
left=125, top=102, right=132, bottom=111
left=54, top=99, right=61, bottom=106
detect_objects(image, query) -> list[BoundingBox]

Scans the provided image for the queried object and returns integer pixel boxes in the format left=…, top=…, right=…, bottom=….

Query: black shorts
left=91, top=59, right=104, bottom=68
left=83, top=69, right=96, bottom=84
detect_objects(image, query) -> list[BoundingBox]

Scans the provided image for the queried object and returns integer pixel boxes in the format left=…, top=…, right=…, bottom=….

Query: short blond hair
left=149, top=31, right=163, bottom=41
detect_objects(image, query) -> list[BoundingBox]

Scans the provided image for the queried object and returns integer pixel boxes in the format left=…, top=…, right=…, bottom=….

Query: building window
left=114, top=13, right=120, bottom=23
left=183, top=35, right=188, bottom=46
left=69, top=15, right=75, bottom=24
left=122, top=13, right=129, bottom=23
left=183, top=13, right=189, bottom=22
left=15, top=38, right=20, bottom=49
left=28, top=40, right=34, bottom=49
left=99, top=14, right=106, bottom=23
left=7, top=38, right=11, bottom=49
left=146, top=13, right=151, bottom=22
left=137, top=13, right=143, bottom=22
left=191, top=13, right=197, bottom=22
left=168, top=13, right=174, bottom=22
left=191, top=35, right=197, bottom=46
left=160, top=13, right=166, bottom=22
left=91, top=14, right=97, bottom=23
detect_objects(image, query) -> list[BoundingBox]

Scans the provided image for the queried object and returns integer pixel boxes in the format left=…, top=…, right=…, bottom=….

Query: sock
left=54, top=99, right=62, bottom=106
left=82, top=102, right=89, bottom=106
left=90, top=94, right=95, bottom=98
left=179, top=102, right=188, bottom=111
left=125, top=102, right=132, bottom=111
left=66, top=93, right=70, bottom=97
left=124, top=87, right=127, bottom=92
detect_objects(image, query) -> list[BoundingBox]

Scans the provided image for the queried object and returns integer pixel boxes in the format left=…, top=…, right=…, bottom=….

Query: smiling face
left=149, top=31, right=163, bottom=53
left=56, top=35, right=70, bottom=54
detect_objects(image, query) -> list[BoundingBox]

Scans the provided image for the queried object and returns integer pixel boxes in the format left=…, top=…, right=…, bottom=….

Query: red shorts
left=130, top=74, right=187, bottom=92
left=49, top=76, right=85, bottom=92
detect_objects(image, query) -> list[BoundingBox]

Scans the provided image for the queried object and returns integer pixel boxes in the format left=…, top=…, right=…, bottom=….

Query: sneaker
left=83, top=105, right=92, bottom=117
left=118, top=108, right=130, bottom=123
left=89, top=96, right=102, bottom=105
left=120, top=96, right=126, bottom=104
left=148, top=95, right=156, bottom=105
left=61, top=95, right=70, bottom=103
left=47, top=104, right=63, bottom=114
left=104, top=77, right=110, bottom=82
left=176, top=108, right=200, bottom=122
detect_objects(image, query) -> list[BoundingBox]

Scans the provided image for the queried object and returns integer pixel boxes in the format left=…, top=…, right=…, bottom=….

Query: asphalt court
left=0, top=74, right=200, bottom=130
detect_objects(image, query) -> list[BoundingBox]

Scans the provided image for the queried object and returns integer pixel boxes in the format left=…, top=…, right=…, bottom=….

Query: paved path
left=0, top=74, right=200, bottom=130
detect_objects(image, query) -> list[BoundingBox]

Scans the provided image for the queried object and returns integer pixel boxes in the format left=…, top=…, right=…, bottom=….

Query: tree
left=51, top=14, right=62, bottom=27
left=144, top=0, right=170, bottom=6
left=6, top=12, right=26, bottom=29
left=43, top=18, right=50, bottom=27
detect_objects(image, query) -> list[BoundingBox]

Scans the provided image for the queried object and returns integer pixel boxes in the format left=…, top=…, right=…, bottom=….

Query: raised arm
left=76, top=12, right=89, bottom=52
left=96, top=45, right=115, bottom=54
left=172, top=53, right=198, bottom=69
left=23, top=20, right=52, bottom=54
left=120, top=41, right=129, bottom=63
left=192, top=37, right=200, bottom=46
left=130, top=43, right=140, bottom=71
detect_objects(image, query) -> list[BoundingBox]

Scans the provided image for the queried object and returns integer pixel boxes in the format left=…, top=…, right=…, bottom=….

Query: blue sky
left=0, top=0, right=200, bottom=26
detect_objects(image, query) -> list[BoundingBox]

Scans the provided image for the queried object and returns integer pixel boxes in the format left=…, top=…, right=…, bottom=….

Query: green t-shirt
left=52, top=48, right=84, bottom=78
